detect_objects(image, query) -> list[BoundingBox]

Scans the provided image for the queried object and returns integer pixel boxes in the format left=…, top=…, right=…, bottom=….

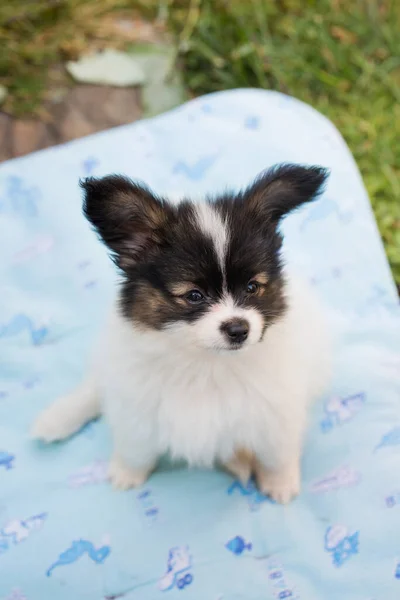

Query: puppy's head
left=82, top=164, right=328, bottom=352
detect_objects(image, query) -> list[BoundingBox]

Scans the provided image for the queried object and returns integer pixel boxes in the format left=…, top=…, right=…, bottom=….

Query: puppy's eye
left=246, top=281, right=259, bottom=294
left=185, top=289, right=205, bottom=304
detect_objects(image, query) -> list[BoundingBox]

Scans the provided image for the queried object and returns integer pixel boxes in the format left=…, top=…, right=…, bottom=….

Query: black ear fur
left=242, top=164, right=329, bottom=223
left=81, top=175, right=173, bottom=270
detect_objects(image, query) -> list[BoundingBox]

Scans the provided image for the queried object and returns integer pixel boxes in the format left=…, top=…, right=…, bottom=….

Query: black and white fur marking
left=32, top=164, right=331, bottom=504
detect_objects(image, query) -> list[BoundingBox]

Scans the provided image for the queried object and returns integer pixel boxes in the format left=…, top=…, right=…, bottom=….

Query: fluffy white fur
left=32, top=272, right=330, bottom=503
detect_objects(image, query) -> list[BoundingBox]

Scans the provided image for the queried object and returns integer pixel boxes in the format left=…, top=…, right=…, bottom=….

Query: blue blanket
left=1, top=89, right=400, bottom=600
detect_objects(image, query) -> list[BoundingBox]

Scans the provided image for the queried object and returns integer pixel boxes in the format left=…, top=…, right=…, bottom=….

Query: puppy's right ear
left=81, top=175, right=173, bottom=271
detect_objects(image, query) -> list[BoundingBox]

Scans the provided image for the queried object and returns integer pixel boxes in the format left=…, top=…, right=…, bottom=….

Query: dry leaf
left=331, top=25, right=357, bottom=45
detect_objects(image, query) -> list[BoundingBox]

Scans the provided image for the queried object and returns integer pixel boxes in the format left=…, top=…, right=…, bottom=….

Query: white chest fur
left=97, top=276, right=330, bottom=469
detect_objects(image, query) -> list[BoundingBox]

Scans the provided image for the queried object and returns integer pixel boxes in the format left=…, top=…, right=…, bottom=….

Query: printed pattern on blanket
left=0, top=89, right=399, bottom=600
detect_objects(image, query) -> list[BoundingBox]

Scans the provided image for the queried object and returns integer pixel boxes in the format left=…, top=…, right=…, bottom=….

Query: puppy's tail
left=31, top=377, right=100, bottom=443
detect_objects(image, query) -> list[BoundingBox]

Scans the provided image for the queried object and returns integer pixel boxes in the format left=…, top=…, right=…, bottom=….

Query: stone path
left=0, top=83, right=142, bottom=162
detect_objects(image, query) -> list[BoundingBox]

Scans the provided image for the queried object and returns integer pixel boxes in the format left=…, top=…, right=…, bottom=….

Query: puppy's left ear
left=243, top=164, right=329, bottom=224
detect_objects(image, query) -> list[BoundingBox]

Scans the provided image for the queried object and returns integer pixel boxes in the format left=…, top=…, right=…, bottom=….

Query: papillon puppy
left=32, top=164, right=331, bottom=503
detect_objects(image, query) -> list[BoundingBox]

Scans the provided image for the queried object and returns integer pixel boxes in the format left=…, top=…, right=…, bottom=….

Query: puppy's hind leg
left=224, top=448, right=255, bottom=485
left=31, top=377, right=100, bottom=443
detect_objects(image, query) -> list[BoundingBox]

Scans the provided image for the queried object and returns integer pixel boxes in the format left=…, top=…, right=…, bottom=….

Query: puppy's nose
left=221, top=318, right=249, bottom=344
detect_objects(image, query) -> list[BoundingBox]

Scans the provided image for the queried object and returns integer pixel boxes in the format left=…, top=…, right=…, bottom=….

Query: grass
left=171, top=0, right=400, bottom=285
left=0, top=0, right=399, bottom=284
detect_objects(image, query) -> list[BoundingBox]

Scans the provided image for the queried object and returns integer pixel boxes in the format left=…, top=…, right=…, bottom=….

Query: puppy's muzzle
left=220, top=318, right=249, bottom=346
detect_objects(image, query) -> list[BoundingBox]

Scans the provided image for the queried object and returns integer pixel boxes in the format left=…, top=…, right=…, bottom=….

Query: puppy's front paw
left=31, top=405, right=77, bottom=443
left=108, top=456, right=151, bottom=491
left=255, top=461, right=300, bottom=505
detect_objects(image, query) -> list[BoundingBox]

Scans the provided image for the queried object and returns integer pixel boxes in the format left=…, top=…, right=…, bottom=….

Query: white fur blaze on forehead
left=193, top=202, right=229, bottom=274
